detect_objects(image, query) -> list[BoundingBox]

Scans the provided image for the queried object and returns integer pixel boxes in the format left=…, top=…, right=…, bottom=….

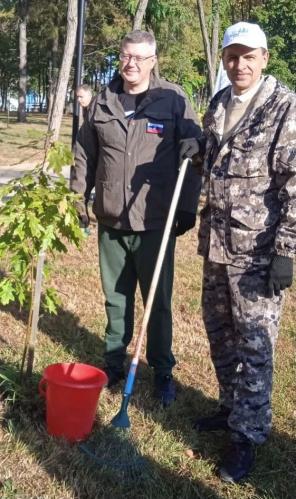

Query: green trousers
left=98, top=224, right=176, bottom=376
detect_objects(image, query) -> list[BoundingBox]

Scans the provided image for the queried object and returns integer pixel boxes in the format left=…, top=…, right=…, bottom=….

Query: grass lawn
left=0, top=112, right=72, bottom=167
left=0, top=117, right=296, bottom=498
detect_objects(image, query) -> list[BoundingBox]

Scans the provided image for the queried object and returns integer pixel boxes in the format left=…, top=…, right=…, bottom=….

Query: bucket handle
left=38, top=378, right=47, bottom=398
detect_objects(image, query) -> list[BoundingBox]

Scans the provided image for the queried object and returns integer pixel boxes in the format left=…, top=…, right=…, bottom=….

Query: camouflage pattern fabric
left=202, top=260, right=283, bottom=444
left=198, top=75, right=296, bottom=267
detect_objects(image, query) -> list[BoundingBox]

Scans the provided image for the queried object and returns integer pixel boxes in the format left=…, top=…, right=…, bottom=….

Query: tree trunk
left=196, top=0, right=216, bottom=97
left=148, top=27, right=160, bottom=78
left=133, top=0, right=149, bottom=30
left=47, top=35, right=59, bottom=124
left=18, top=0, right=28, bottom=123
left=211, top=0, right=219, bottom=81
left=48, top=0, right=78, bottom=143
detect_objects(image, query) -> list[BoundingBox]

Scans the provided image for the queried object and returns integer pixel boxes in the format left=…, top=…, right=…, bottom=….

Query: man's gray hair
left=120, top=30, right=157, bottom=53
left=76, top=83, right=92, bottom=93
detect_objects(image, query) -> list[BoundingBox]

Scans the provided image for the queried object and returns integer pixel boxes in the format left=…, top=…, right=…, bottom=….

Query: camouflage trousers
left=202, top=260, right=284, bottom=445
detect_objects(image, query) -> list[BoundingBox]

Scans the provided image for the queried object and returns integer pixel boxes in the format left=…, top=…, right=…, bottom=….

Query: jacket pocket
left=94, top=179, right=123, bottom=219
left=228, top=143, right=268, bottom=178
left=141, top=176, right=170, bottom=220
left=228, top=206, right=277, bottom=255
left=93, top=114, right=121, bottom=144
left=143, top=110, right=175, bottom=140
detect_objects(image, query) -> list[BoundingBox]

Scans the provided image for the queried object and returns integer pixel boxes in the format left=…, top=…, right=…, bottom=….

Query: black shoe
left=193, top=406, right=231, bottom=431
left=219, top=439, right=255, bottom=483
left=103, top=367, right=125, bottom=388
left=154, top=374, right=176, bottom=407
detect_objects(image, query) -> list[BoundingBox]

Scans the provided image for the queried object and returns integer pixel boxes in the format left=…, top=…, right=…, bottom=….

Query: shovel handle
left=133, top=158, right=190, bottom=361
left=38, top=378, right=47, bottom=398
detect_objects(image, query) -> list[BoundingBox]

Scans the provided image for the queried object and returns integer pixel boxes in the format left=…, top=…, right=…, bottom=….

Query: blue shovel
left=111, top=158, right=190, bottom=428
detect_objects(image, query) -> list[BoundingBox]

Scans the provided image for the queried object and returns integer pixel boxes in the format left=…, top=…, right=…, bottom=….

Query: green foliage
left=123, top=0, right=138, bottom=16
left=82, top=0, right=208, bottom=99
left=0, top=1, right=18, bottom=100
left=3, top=0, right=296, bottom=111
left=220, top=0, right=296, bottom=90
left=147, top=0, right=207, bottom=97
left=0, top=142, right=83, bottom=314
left=251, top=0, right=296, bottom=90
left=46, top=141, right=74, bottom=175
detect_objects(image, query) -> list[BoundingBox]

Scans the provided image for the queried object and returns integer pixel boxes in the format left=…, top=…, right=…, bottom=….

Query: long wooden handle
left=133, top=158, right=190, bottom=362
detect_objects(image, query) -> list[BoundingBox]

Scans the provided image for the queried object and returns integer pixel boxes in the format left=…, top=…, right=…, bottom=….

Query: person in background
left=75, top=84, right=93, bottom=119
left=194, top=21, right=296, bottom=482
left=71, top=30, right=201, bottom=407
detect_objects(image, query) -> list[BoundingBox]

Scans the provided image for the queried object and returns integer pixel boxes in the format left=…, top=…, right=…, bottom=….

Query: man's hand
left=175, top=210, right=196, bottom=237
left=267, top=255, right=293, bottom=297
left=179, top=138, right=200, bottom=161
left=75, top=200, right=90, bottom=228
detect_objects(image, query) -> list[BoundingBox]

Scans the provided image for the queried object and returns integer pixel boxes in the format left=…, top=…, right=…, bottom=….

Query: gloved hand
left=267, top=255, right=293, bottom=297
left=75, top=200, right=90, bottom=228
left=179, top=138, right=200, bottom=160
left=175, top=210, right=196, bottom=237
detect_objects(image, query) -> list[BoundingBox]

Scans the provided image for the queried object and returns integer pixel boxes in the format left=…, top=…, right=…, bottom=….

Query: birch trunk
left=48, top=0, right=78, bottom=143
left=196, top=0, right=215, bottom=97
left=18, top=0, right=28, bottom=123
left=211, top=0, right=220, bottom=82
left=133, top=0, right=149, bottom=30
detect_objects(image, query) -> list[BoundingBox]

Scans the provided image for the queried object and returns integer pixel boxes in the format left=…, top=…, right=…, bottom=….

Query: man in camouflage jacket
left=194, top=22, right=296, bottom=483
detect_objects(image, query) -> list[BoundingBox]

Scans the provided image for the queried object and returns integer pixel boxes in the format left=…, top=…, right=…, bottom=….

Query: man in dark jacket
left=75, top=84, right=93, bottom=121
left=71, top=30, right=201, bottom=406
left=194, top=22, right=296, bottom=482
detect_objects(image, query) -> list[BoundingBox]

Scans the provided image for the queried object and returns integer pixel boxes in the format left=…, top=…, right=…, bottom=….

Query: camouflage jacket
left=198, top=75, right=296, bottom=267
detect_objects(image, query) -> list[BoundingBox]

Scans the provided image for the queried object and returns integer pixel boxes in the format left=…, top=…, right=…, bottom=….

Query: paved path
left=0, top=164, right=71, bottom=206
left=0, top=163, right=71, bottom=186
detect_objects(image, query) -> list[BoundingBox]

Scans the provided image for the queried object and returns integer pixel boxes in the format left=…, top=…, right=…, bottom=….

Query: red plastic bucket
left=39, top=363, right=108, bottom=442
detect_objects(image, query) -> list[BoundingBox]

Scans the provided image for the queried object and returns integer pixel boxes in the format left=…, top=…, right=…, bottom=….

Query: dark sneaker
left=219, top=439, right=255, bottom=483
left=154, top=374, right=176, bottom=407
left=103, top=367, right=125, bottom=388
left=193, top=406, right=231, bottom=431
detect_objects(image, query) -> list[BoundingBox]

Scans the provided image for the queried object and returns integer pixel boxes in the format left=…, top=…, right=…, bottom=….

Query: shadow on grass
left=0, top=113, right=48, bottom=126
left=1, top=357, right=295, bottom=498
left=0, top=134, right=44, bottom=150
left=131, top=375, right=296, bottom=497
left=1, top=302, right=296, bottom=497
left=0, top=358, right=224, bottom=499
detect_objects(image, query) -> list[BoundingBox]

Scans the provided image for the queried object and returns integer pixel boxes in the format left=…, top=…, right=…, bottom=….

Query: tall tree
left=211, top=0, right=219, bottom=80
left=0, top=3, right=18, bottom=110
left=47, top=33, right=60, bottom=122
left=196, top=0, right=220, bottom=97
left=18, top=0, right=28, bottom=122
left=48, top=0, right=78, bottom=142
left=251, top=0, right=296, bottom=90
left=28, top=0, right=68, bottom=114
left=133, top=0, right=149, bottom=29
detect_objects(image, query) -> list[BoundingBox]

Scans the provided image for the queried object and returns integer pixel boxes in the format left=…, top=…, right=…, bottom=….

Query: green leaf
left=46, top=142, right=74, bottom=174
left=43, top=287, right=61, bottom=314
left=58, top=198, right=68, bottom=215
left=0, top=279, right=15, bottom=305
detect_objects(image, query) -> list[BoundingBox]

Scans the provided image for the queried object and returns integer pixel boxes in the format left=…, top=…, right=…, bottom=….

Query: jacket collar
left=205, top=75, right=280, bottom=141
left=96, top=74, right=167, bottom=115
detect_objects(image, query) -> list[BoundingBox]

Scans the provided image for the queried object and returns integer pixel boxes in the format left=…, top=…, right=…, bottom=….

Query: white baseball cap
left=222, top=22, right=268, bottom=50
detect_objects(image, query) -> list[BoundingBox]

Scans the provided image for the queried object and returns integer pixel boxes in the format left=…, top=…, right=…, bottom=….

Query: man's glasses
left=119, top=53, right=156, bottom=63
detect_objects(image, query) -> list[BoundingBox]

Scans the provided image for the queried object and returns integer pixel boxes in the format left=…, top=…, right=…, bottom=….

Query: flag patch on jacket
left=146, top=122, right=164, bottom=134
